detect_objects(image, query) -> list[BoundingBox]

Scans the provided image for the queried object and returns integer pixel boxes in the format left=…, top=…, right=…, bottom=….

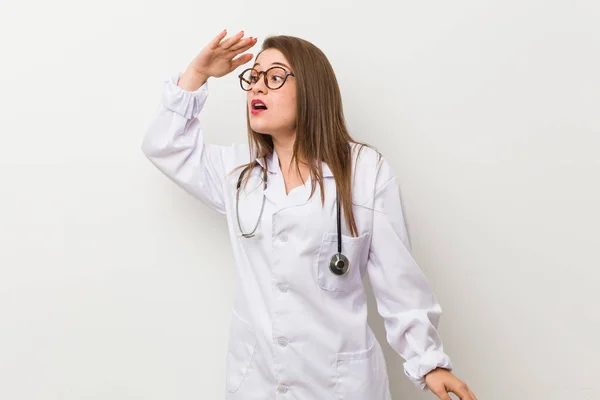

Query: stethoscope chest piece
left=238, top=163, right=351, bottom=277
left=329, top=253, right=350, bottom=276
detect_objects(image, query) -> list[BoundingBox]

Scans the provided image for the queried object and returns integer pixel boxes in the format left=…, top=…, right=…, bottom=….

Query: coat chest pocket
left=316, top=231, right=371, bottom=292
left=226, top=310, right=257, bottom=394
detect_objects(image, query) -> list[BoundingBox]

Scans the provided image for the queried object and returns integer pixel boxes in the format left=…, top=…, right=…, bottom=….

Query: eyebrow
left=253, top=62, right=292, bottom=70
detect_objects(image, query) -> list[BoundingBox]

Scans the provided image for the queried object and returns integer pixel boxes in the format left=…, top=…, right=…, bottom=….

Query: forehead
left=254, top=48, right=291, bottom=70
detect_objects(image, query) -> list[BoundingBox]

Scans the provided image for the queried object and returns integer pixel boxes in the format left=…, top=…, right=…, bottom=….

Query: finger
left=430, top=386, right=452, bottom=400
left=433, top=392, right=452, bottom=400
left=450, top=383, right=472, bottom=400
left=229, top=36, right=257, bottom=52
left=468, top=388, right=478, bottom=400
left=209, top=29, right=228, bottom=50
left=221, top=30, right=245, bottom=50
left=228, top=40, right=257, bottom=58
left=231, top=53, right=254, bottom=71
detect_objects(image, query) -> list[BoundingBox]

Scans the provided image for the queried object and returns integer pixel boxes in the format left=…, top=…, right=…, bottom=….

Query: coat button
left=277, top=337, right=288, bottom=347
left=277, top=385, right=288, bottom=394
left=279, top=233, right=288, bottom=242
left=277, top=283, right=288, bottom=293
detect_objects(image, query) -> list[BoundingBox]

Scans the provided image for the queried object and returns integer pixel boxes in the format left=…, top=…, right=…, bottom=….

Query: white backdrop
left=1, top=0, right=599, bottom=399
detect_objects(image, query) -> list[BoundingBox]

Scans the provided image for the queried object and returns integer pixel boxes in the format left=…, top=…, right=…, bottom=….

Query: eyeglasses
left=238, top=66, right=295, bottom=91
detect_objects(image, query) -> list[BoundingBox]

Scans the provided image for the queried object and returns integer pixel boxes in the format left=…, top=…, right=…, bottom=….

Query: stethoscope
left=236, top=163, right=350, bottom=276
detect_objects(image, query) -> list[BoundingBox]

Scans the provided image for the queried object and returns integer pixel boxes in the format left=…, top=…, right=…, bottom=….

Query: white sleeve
left=141, top=73, right=236, bottom=215
left=366, top=157, right=452, bottom=390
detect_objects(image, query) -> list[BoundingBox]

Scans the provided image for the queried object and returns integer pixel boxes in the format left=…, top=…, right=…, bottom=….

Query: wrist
left=177, top=69, right=209, bottom=91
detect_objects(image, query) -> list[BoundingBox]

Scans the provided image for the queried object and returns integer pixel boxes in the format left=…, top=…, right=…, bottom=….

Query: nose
left=252, top=72, right=268, bottom=95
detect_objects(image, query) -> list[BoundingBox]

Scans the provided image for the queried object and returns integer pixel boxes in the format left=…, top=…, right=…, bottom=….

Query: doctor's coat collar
left=255, top=149, right=334, bottom=178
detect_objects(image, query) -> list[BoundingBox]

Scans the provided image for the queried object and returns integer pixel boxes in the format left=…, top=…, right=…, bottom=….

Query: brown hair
left=231, top=35, right=380, bottom=237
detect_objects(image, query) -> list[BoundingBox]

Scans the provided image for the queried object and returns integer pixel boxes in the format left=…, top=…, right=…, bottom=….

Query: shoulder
left=350, top=142, right=395, bottom=185
left=349, top=142, right=396, bottom=204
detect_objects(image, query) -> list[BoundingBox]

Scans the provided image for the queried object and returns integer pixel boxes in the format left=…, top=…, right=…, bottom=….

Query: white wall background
left=1, top=0, right=599, bottom=399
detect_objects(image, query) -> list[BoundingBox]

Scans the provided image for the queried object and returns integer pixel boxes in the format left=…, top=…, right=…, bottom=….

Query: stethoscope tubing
left=235, top=164, right=349, bottom=275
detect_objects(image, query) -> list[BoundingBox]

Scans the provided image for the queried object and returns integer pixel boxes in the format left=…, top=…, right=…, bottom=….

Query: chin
left=249, top=120, right=274, bottom=135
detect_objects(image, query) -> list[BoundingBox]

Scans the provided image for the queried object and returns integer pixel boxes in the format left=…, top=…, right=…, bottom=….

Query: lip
left=250, top=99, right=267, bottom=115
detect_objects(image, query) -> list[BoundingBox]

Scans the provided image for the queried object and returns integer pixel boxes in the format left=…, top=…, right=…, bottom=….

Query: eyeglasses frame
left=238, top=66, right=295, bottom=91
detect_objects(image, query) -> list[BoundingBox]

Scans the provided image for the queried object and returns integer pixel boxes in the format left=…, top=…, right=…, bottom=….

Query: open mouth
left=251, top=99, right=268, bottom=114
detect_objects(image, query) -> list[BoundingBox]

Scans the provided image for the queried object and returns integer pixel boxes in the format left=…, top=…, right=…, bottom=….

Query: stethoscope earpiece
left=329, top=253, right=349, bottom=276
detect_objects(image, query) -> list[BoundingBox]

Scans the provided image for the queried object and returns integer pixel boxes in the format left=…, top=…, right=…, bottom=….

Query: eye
left=269, top=73, right=284, bottom=82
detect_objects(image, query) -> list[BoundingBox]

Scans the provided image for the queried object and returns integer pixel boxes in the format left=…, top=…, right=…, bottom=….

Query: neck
left=272, top=134, right=305, bottom=173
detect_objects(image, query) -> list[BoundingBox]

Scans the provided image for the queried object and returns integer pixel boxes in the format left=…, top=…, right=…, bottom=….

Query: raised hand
left=178, top=30, right=258, bottom=91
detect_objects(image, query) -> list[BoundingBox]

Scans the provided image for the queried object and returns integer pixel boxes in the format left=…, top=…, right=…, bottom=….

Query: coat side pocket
left=226, top=310, right=257, bottom=394
left=335, top=340, right=390, bottom=400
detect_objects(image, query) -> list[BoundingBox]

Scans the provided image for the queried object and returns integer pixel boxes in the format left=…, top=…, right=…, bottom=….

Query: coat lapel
left=255, top=148, right=334, bottom=211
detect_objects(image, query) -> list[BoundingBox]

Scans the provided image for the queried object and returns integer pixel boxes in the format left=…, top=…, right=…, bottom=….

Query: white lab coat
left=141, top=73, right=453, bottom=399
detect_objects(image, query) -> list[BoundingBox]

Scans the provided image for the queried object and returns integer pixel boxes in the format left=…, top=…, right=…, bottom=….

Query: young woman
left=141, top=30, right=477, bottom=400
